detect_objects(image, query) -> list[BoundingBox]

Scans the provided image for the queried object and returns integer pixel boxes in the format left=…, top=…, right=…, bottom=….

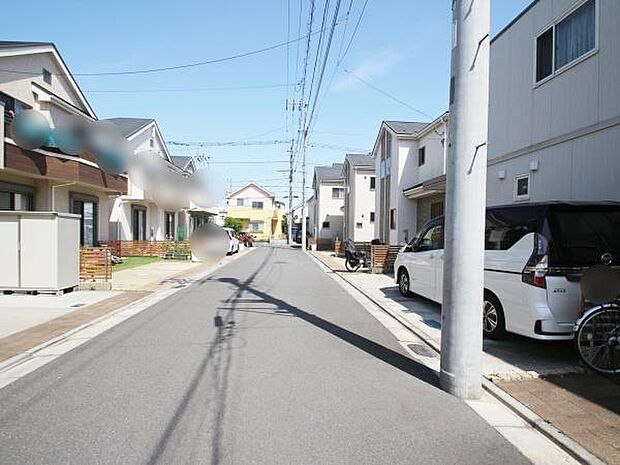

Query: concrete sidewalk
left=312, top=250, right=619, bottom=465
left=0, top=250, right=250, bottom=366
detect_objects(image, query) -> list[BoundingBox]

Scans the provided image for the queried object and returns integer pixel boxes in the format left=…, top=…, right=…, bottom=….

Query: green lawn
left=112, top=256, right=162, bottom=273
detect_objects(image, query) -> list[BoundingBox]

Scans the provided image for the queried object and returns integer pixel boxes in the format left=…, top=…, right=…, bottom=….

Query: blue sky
left=3, top=0, right=531, bottom=205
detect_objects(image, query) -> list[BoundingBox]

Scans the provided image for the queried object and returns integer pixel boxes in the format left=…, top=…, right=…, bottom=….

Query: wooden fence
left=370, top=245, right=401, bottom=274
left=104, top=240, right=191, bottom=260
left=80, top=247, right=112, bottom=283
left=334, top=240, right=344, bottom=257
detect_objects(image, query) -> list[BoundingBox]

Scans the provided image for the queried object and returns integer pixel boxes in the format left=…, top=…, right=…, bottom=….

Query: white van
left=394, top=203, right=620, bottom=340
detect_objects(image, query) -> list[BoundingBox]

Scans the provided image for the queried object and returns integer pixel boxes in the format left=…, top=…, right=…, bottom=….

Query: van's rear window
left=485, top=207, right=542, bottom=250
left=547, top=206, right=620, bottom=267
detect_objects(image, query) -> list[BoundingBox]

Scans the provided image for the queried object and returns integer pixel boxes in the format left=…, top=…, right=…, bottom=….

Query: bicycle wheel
left=345, top=259, right=361, bottom=272
left=575, top=303, right=620, bottom=374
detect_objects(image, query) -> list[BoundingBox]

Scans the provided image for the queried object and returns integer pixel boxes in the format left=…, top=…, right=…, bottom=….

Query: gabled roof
left=171, top=155, right=194, bottom=172
left=105, top=117, right=173, bottom=164
left=0, top=41, right=54, bottom=49
left=384, top=121, right=428, bottom=135
left=105, top=118, right=154, bottom=138
left=314, top=163, right=344, bottom=187
left=372, top=117, right=450, bottom=156
left=226, top=182, right=275, bottom=199
left=344, top=153, right=374, bottom=168
left=0, top=41, right=96, bottom=118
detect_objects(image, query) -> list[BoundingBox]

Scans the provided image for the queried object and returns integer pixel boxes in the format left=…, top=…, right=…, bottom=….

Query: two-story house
left=372, top=115, right=448, bottom=245
left=106, top=117, right=190, bottom=241
left=225, top=182, right=284, bottom=241
left=311, top=163, right=345, bottom=250
left=342, top=153, right=375, bottom=242
left=0, top=41, right=127, bottom=246
left=487, top=0, right=619, bottom=205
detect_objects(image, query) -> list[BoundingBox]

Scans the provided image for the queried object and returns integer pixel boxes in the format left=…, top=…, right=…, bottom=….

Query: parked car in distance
left=394, top=202, right=620, bottom=341
left=293, top=228, right=302, bottom=244
left=238, top=232, right=253, bottom=247
left=223, top=227, right=240, bottom=255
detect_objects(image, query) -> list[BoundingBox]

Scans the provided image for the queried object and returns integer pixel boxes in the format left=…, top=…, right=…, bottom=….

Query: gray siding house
left=487, top=0, right=620, bottom=205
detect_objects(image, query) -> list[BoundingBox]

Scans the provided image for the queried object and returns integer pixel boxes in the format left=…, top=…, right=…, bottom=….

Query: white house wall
left=487, top=0, right=620, bottom=206
left=227, top=184, right=275, bottom=207
left=353, top=170, right=375, bottom=242
left=0, top=53, right=89, bottom=115
left=317, top=182, right=344, bottom=246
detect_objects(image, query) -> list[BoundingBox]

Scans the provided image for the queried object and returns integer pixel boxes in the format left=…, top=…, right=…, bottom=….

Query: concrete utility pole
left=300, top=132, right=308, bottom=252
left=440, top=0, right=490, bottom=400
left=287, top=140, right=294, bottom=245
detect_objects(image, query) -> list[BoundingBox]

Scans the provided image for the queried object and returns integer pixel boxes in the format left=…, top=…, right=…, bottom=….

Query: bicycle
left=574, top=301, right=620, bottom=374
left=573, top=264, right=620, bottom=375
left=343, top=238, right=368, bottom=272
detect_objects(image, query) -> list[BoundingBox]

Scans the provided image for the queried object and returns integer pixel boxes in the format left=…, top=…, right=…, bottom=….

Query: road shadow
left=376, top=284, right=620, bottom=422
left=147, top=248, right=276, bottom=465
left=216, top=276, right=440, bottom=389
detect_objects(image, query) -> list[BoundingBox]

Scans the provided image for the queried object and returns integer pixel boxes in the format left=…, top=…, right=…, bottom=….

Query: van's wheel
left=398, top=268, right=412, bottom=297
left=483, top=292, right=506, bottom=339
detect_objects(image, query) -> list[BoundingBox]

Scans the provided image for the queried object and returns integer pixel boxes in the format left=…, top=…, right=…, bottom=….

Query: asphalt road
left=0, top=246, right=530, bottom=464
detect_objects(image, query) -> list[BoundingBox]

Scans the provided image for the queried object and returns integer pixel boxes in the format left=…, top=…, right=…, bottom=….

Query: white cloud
left=331, top=48, right=401, bottom=93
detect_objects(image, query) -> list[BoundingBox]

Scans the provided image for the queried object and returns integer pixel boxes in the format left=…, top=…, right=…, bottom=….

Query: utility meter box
left=0, top=211, right=81, bottom=294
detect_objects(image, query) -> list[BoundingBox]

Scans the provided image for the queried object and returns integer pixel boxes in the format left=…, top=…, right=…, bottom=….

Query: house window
left=251, top=201, right=264, bottom=209
left=164, top=212, right=176, bottom=239
left=535, top=0, right=596, bottom=83
left=0, top=182, right=35, bottom=211
left=71, top=194, right=100, bottom=246
left=322, top=221, right=330, bottom=229
left=236, top=198, right=244, bottom=207
left=0, top=92, right=31, bottom=126
left=515, top=174, right=530, bottom=201
left=390, top=209, right=397, bottom=230
left=249, top=220, right=264, bottom=232
left=332, top=188, right=344, bottom=199
left=430, top=201, right=444, bottom=219
left=418, top=146, right=426, bottom=166
left=536, top=28, right=554, bottom=81
left=42, top=68, right=52, bottom=85
left=370, top=212, right=375, bottom=223
left=131, top=205, right=147, bottom=241
left=369, top=176, right=376, bottom=190
left=356, top=222, right=363, bottom=229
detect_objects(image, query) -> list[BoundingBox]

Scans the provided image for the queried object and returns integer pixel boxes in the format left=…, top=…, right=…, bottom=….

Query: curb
left=307, top=251, right=606, bottom=465
left=0, top=247, right=256, bottom=379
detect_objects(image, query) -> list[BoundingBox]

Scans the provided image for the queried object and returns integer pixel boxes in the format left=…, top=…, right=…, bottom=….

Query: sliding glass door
left=70, top=194, right=98, bottom=246
left=132, top=206, right=147, bottom=241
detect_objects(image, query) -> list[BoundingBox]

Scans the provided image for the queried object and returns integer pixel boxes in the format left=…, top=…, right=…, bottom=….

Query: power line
left=84, top=83, right=291, bottom=93
left=0, top=19, right=346, bottom=77
left=343, top=68, right=435, bottom=119
left=338, top=0, right=369, bottom=65
left=168, top=139, right=289, bottom=148
left=306, top=0, right=342, bottom=133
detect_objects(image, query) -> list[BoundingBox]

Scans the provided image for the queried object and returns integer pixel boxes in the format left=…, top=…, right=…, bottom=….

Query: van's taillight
left=522, top=233, right=548, bottom=289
